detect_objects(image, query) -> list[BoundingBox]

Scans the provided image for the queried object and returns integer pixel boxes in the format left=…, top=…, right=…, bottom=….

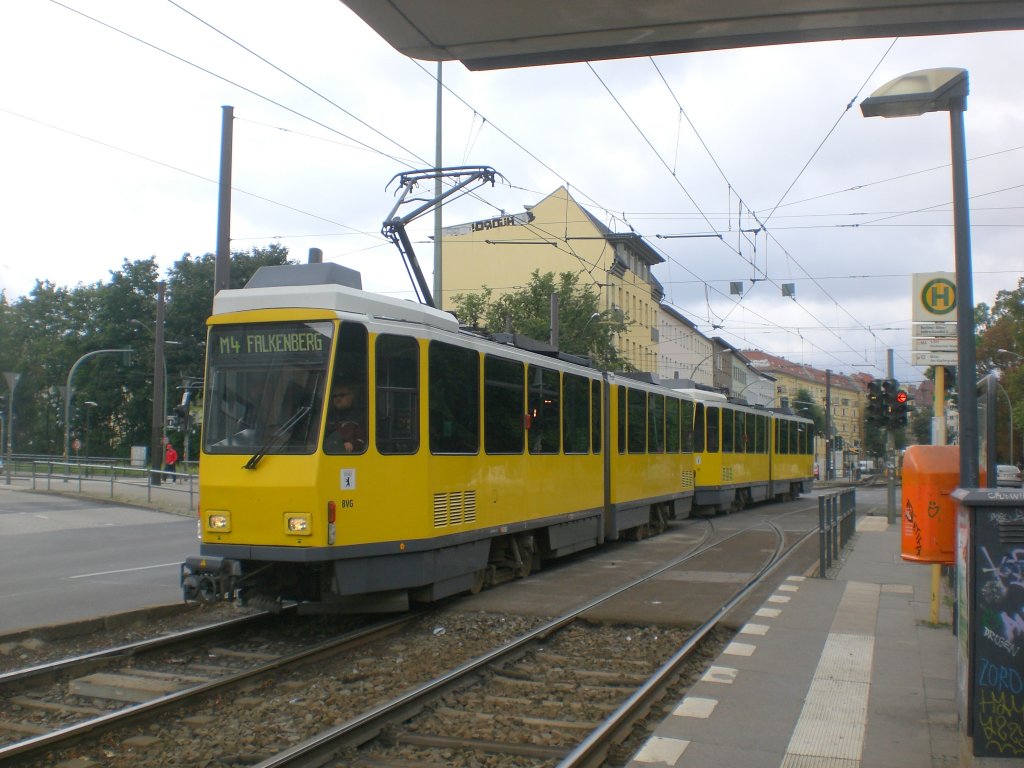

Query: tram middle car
left=181, top=264, right=812, bottom=610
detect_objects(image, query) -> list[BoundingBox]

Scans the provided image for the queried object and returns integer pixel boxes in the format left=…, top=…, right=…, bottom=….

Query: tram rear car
left=687, top=391, right=813, bottom=514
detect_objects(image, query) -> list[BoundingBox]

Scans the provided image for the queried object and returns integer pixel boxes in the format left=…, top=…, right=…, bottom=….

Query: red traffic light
left=896, top=391, right=908, bottom=404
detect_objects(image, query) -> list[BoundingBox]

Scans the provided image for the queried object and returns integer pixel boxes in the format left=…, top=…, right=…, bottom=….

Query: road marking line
left=69, top=562, right=180, bottom=579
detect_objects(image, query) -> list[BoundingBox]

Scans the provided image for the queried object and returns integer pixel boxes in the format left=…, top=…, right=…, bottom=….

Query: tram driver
left=324, top=382, right=366, bottom=454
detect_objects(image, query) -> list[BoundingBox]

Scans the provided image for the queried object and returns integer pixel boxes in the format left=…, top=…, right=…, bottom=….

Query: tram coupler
left=181, top=555, right=241, bottom=603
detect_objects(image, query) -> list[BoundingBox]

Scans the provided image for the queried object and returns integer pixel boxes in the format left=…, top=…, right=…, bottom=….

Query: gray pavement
left=625, top=495, right=962, bottom=768
left=0, top=477, right=198, bottom=634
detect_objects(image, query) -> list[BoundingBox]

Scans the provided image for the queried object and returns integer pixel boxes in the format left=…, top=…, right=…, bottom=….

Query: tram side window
left=706, top=407, right=720, bottom=453
left=627, top=388, right=646, bottom=454
left=528, top=365, right=560, bottom=454
left=681, top=400, right=695, bottom=453
left=563, top=373, right=590, bottom=454
left=722, top=408, right=734, bottom=452
left=617, top=385, right=627, bottom=453
left=648, top=393, right=665, bottom=453
left=736, top=411, right=748, bottom=454
left=755, top=414, right=767, bottom=454
left=324, top=322, right=369, bottom=455
left=799, top=423, right=810, bottom=454
left=693, top=403, right=705, bottom=453
left=484, top=355, right=524, bottom=454
left=429, top=342, right=479, bottom=454
left=666, top=398, right=680, bottom=453
left=790, top=420, right=799, bottom=454
left=591, top=379, right=602, bottom=454
left=375, top=335, right=419, bottom=455
left=778, top=420, right=790, bottom=455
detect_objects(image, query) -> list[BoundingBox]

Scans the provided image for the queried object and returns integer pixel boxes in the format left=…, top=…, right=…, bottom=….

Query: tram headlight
left=286, top=514, right=310, bottom=534
left=207, top=513, right=230, bottom=532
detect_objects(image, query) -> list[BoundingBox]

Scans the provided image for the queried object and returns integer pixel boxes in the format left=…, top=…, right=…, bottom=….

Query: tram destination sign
left=210, top=322, right=332, bottom=363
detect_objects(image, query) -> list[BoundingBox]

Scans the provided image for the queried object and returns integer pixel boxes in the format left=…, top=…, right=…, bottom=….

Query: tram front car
left=181, top=265, right=428, bottom=611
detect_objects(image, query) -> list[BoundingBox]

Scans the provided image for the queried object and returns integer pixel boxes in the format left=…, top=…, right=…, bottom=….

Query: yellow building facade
left=439, top=187, right=664, bottom=371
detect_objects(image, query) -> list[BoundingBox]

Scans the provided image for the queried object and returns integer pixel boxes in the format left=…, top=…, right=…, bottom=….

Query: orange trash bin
left=900, top=445, right=958, bottom=564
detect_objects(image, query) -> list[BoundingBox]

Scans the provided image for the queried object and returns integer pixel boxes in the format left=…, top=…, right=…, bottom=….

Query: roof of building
left=741, top=349, right=866, bottom=393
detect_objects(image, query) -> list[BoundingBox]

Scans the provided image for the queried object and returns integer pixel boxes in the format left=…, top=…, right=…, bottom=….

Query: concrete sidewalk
left=626, top=501, right=961, bottom=768
left=1, top=472, right=197, bottom=517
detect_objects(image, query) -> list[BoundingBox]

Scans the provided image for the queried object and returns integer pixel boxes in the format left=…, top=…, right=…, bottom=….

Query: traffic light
left=866, top=380, right=884, bottom=426
left=867, top=379, right=909, bottom=429
left=891, top=389, right=910, bottom=428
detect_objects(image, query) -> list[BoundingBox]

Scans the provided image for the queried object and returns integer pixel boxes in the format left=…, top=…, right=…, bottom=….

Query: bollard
left=819, top=488, right=858, bottom=577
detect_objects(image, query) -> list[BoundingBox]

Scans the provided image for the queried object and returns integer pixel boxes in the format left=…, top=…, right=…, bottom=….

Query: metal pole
left=150, top=283, right=166, bottom=486
left=433, top=61, right=443, bottom=307
left=950, top=105, right=978, bottom=488
left=214, top=105, right=234, bottom=297
left=932, top=364, right=946, bottom=624
left=887, top=349, right=896, bottom=523
left=824, top=370, right=832, bottom=480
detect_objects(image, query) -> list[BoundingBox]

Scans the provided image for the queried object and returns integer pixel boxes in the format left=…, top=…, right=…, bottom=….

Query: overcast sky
left=3, top=1, right=1023, bottom=384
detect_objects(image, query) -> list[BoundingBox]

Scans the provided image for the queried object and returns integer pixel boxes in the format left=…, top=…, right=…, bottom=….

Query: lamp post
left=861, top=68, right=978, bottom=488
left=64, top=349, right=133, bottom=464
left=688, top=350, right=715, bottom=384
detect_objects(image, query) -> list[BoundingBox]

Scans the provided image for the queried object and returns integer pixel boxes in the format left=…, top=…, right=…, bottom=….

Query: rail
left=818, top=488, right=857, bottom=577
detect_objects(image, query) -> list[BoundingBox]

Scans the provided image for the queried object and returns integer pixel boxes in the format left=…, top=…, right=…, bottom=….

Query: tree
left=450, top=270, right=631, bottom=370
left=911, top=403, right=933, bottom=446
left=975, top=276, right=1024, bottom=463
left=791, top=388, right=824, bottom=435
left=0, top=245, right=291, bottom=460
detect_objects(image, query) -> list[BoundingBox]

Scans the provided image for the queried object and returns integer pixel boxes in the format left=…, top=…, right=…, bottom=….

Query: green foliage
left=975, top=276, right=1024, bottom=463
left=450, top=270, right=632, bottom=370
left=911, top=403, right=933, bottom=446
left=0, top=246, right=290, bottom=459
left=791, top=388, right=825, bottom=435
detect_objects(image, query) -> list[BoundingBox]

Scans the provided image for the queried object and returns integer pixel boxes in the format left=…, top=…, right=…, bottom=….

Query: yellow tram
left=182, top=264, right=812, bottom=610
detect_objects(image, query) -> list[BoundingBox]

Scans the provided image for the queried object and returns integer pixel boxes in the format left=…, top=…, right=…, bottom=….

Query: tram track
left=0, top=610, right=417, bottom=765
left=253, top=512, right=818, bottom=768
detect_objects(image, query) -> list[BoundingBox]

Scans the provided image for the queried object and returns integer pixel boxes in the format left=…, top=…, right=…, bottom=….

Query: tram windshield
left=203, top=321, right=333, bottom=455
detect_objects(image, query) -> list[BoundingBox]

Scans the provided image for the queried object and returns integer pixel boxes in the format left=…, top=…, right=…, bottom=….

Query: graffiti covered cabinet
left=956, top=488, right=1024, bottom=758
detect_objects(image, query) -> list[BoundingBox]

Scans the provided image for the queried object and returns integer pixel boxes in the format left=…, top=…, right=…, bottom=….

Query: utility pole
left=214, top=105, right=234, bottom=298
left=887, top=348, right=896, bottom=523
left=824, top=370, right=832, bottom=480
left=150, top=283, right=166, bottom=486
left=433, top=62, right=443, bottom=307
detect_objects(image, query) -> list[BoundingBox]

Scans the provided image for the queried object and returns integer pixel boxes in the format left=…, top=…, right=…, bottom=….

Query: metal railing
left=24, top=459, right=197, bottom=513
left=818, top=488, right=857, bottom=577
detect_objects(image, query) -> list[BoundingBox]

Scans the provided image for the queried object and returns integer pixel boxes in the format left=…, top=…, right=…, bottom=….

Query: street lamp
left=64, top=349, right=133, bottom=463
left=861, top=67, right=978, bottom=487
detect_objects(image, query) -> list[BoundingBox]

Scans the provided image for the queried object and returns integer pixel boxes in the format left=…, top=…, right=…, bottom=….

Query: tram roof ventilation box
left=490, top=332, right=593, bottom=368
left=245, top=263, right=363, bottom=290
left=217, top=263, right=461, bottom=333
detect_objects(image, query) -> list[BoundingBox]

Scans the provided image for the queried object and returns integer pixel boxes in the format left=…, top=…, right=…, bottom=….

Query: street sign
left=913, top=322, right=956, bottom=338
left=912, top=272, right=957, bottom=322
left=912, top=337, right=958, bottom=352
left=912, top=350, right=958, bottom=366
